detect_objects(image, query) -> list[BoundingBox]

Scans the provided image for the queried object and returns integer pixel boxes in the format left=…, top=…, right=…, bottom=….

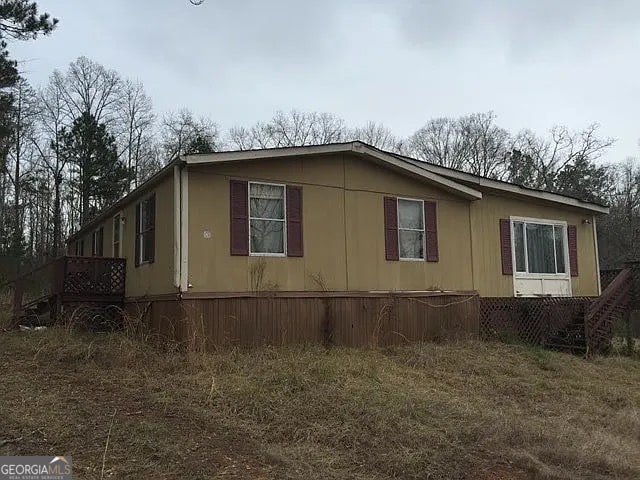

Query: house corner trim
left=180, top=166, right=189, bottom=292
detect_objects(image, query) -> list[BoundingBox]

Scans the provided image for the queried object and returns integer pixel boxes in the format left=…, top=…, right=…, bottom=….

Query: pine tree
left=0, top=1, right=56, bottom=259
left=60, top=113, right=131, bottom=226
left=184, top=133, right=215, bottom=154
left=0, top=1, right=57, bottom=146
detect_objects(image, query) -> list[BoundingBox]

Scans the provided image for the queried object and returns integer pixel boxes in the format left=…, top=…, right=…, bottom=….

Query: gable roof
left=186, top=141, right=609, bottom=214
left=184, top=142, right=483, bottom=200
left=394, top=154, right=609, bottom=214
left=68, top=141, right=608, bottom=243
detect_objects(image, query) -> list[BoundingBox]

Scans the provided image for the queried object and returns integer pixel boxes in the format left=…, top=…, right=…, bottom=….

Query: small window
left=398, top=198, right=425, bottom=260
left=513, top=220, right=567, bottom=275
left=249, top=182, right=286, bottom=255
left=92, top=227, right=104, bottom=257
left=113, top=214, right=122, bottom=257
left=75, top=239, right=84, bottom=256
left=136, top=196, right=155, bottom=264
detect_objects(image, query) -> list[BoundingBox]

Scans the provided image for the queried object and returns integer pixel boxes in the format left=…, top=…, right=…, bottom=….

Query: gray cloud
left=10, top=0, right=640, bottom=163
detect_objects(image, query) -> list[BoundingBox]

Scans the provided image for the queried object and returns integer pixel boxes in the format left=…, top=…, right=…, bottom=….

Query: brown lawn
left=0, top=328, right=639, bottom=479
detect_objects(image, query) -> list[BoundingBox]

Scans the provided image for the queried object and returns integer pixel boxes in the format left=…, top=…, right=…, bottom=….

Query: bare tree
left=117, top=79, right=155, bottom=189
left=407, top=117, right=470, bottom=169
left=30, top=78, right=68, bottom=255
left=509, top=123, right=614, bottom=191
left=52, top=56, right=123, bottom=124
left=598, top=159, right=640, bottom=268
left=459, top=112, right=510, bottom=178
left=348, top=121, right=401, bottom=151
left=3, top=78, right=39, bottom=254
left=227, top=110, right=347, bottom=150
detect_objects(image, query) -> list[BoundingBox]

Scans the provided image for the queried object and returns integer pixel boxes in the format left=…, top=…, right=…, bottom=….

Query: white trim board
left=173, top=165, right=181, bottom=289
left=183, top=141, right=609, bottom=214
left=509, top=216, right=572, bottom=297
left=408, top=159, right=609, bottom=215
left=180, top=167, right=189, bottom=292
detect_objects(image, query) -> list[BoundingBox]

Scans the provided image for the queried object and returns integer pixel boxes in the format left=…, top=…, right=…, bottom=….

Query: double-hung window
left=398, top=198, right=425, bottom=260
left=249, top=182, right=286, bottom=255
left=136, top=195, right=155, bottom=265
left=512, top=219, right=567, bottom=275
left=75, top=239, right=84, bottom=256
left=113, top=214, right=122, bottom=257
left=92, top=227, right=104, bottom=257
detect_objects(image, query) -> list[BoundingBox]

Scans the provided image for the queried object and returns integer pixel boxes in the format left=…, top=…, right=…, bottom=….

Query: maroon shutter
left=424, top=201, right=439, bottom=262
left=286, top=185, right=303, bottom=257
left=384, top=197, right=399, bottom=261
left=500, top=219, right=513, bottom=275
left=568, top=224, right=578, bottom=277
left=148, top=194, right=156, bottom=264
left=134, top=202, right=141, bottom=267
left=98, top=227, right=104, bottom=257
left=230, top=180, right=249, bottom=255
left=92, top=231, right=96, bottom=256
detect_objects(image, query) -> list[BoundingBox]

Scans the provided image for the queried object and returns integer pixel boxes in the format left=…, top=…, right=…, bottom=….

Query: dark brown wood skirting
left=124, top=291, right=480, bottom=348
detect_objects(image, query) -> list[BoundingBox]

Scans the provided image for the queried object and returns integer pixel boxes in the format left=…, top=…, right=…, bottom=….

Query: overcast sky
left=11, top=0, right=640, bottom=163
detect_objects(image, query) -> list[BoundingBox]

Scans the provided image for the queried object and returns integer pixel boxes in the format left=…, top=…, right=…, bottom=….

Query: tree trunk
left=12, top=92, right=22, bottom=256
left=51, top=172, right=62, bottom=256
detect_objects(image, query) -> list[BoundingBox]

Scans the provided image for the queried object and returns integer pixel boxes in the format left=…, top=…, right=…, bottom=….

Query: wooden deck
left=10, top=256, right=126, bottom=323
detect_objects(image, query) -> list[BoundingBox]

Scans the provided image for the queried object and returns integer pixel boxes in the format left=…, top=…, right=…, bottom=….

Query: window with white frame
left=136, top=196, right=155, bottom=264
left=512, top=220, right=567, bottom=275
left=249, top=182, right=286, bottom=255
left=398, top=198, right=424, bottom=260
left=92, top=227, right=104, bottom=257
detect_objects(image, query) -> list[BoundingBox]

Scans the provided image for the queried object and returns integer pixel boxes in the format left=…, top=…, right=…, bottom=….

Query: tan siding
left=188, top=167, right=347, bottom=292
left=470, top=192, right=599, bottom=296
left=69, top=154, right=602, bottom=299
left=73, top=176, right=177, bottom=298
left=187, top=154, right=475, bottom=292
left=125, top=176, right=176, bottom=297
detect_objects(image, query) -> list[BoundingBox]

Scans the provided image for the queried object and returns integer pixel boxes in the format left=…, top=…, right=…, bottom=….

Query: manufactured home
left=25, top=142, right=611, bottom=346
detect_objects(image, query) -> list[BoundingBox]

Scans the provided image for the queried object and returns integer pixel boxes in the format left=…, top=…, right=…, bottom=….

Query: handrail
left=585, top=267, right=632, bottom=351
left=12, top=257, right=66, bottom=313
left=11, top=256, right=127, bottom=316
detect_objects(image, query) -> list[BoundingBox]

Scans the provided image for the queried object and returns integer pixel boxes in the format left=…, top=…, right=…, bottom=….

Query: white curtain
left=513, top=221, right=526, bottom=272
left=250, top=184, right=285, bottom=254
left=526, top=223, right=556, bottom=273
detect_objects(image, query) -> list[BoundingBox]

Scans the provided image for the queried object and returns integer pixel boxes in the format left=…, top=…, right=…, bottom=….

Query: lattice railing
left=63, top=257, right=126, bottom=296
left=480, top=297, right=593, bottom=345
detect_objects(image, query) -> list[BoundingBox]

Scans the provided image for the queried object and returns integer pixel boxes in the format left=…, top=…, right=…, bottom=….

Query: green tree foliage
left=0, top=0, right=57, bottom=150
left=59, top=113, right=130, bottom=225
left=184, top=133, right=215, bottom=154
left=0, top=2, right=55, bottom=262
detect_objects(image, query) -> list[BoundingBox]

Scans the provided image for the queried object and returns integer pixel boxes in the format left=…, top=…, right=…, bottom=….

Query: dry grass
left=0, top=289, right=13, bottom=330
left=0, top=328, right=639, bottom=479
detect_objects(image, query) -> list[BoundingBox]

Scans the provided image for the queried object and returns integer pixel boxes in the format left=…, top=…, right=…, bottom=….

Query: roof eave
left=412, top=161, right=609, bottom=215
left=66, top=157, right=182, bottom=243
left=185, top=141, right=483, bottom=201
